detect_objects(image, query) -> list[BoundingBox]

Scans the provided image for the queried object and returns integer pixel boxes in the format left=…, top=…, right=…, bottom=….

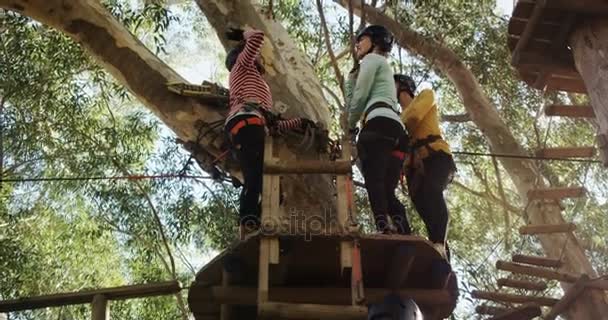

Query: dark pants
left=406, top=151, right=454, bottom=244
left=226, top=115, right=266, bottom=226
left=357, top=117, right=409, bottom=234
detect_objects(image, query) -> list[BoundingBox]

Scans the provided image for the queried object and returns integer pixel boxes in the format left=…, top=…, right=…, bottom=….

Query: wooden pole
left=91, top=295, right=109, bottom=320
left=544, top=105, right=595, bottom=118
left=0, top=281, right=180, bottom=312
left=476, top=305, right=508, bottom=316
left=496, top=261, right=579, bottom=283
left=512, top=254, right=562, bottom=268
left=220, top=270, right=231, bottom=320
left=472, top=290, right=558, bottom=306
left=497, top=278, right=547, bottom=291
left=519, top=223, right=576, bottom=235
left=203, top=286, right=453, bottom=307
left=490, top=303, right=541, bottom=320
left=511, top=0, right=546, bottom=65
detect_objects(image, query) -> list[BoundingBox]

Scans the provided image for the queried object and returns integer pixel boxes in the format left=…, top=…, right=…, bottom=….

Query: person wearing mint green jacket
left=346, top=25, right=409, bottom=234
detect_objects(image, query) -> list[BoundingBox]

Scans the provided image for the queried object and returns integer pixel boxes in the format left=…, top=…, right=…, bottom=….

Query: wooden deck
left=188, top=233, right=458, bottom=320
left=508, top=0, right=608, bottom=93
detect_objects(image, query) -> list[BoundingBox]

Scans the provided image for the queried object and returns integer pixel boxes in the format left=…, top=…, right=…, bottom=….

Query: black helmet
left=394, top=74, right=417, bottom=97
left=356, top=25, right=394, bottom=53
left=368, top=294, right=423, bottom=320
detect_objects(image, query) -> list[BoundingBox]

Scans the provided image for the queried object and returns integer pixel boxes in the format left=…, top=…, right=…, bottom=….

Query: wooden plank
left=516, top=52, right=578, bottom=76
left=519, top=223, right=576, bottom=235
left=597, top=133, right=608, bottom=167
left=0, top=281, right=180, bottom=312
left=535, top=147, right=596, bottom=159
left=585, top=279, right=608, bottom=291
left=258, top=239, right=270, bottom=305
left=269, top=174, right=280, bottom=265
left=91, top=295, right=109, bottom=320
left=476, top=305, right=508, bottom=316
left=508, top=17, right=561, bottom=40
left=544, top=275, right=590, bottom=320
left=204, top=286, right=453, bottom=307
left=511, top=2, right=563, bottom=25
left=512, top=254, right=562, bottom=268
left=497, top=278, right=548, bottom=291
left=511, top=0, right=547, bottom=65
left=516, top=0, right=608, bottom=14
left=490, top=303, right=542, bottom=320
left=264, top=159, right=351, bottom=175
left=496, top=261, right=579, bottom=283
left=258, top=302, right=367, bottom=320
left=351, top=242, right=364, bottom=305
left=472, top=290, right=558, bottom=307
left=338, top=137, right=353, bottom=270
left=385, top=244, right=415, bottom=290
left=527, top=187, right=585, bottom=200
left=544, top=104, right=595, bottom=118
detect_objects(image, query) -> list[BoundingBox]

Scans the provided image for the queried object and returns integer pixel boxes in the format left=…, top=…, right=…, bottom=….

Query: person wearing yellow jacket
left=394, top=74, right=456, bottom=258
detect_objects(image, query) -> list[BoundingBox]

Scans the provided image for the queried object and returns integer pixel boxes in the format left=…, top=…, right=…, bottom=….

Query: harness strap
left=362, top=102, right=400, bottom=124
left=411, top=134, right=442, bottom=150
left=229, top=117, right=265, bottom=136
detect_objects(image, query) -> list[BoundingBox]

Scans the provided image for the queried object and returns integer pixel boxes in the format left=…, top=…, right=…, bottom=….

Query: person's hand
left=348, top=127, right=359, bottom=143
left=226, top=28, right=245, bottom=41
left=300, top=119, right=317, bottom=131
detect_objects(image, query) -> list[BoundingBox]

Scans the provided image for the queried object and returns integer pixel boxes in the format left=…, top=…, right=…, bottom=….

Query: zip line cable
left=0, top=149, right=601, bottom=184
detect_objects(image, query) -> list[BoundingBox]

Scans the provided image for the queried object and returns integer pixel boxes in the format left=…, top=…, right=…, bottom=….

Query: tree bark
left=333, top=1, right=608, bottom=317
left=570, top=18, right=608, bottom=167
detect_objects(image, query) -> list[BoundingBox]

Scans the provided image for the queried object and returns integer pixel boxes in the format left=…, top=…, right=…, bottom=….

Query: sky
left=496, top=0, right=514, bottom=15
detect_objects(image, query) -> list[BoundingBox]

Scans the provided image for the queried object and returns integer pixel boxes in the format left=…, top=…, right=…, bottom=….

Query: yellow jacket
left=401, top=89, right=451, bottom=159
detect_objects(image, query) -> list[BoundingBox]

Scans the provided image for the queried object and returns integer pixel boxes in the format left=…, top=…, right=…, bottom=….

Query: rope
left=452, top=150, right=601, bottom=164
left=2, top=174, right=216, bottom=183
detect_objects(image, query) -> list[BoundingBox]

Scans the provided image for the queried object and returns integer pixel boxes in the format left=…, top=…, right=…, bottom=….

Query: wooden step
left=527, top=187, right=585, bottom=200
left=264, top=159, right=351, bottom=175
left=472, top=290, right=558, bottom=307
left=519, top=223, right=576, bottom=235
left=535, top=147, right=596, bottom=159
left=490, top=303, right=542, bottom=320
left=497, top=278, right=547, bottom=291
left=258, top=302, right=367, bottom=320
left=512, top=254, right=562, bottom=268
left=544, top=104, right=595, bottom=118
left=496, top=261, right=579, bottom=283
left=476, top=305, right=508, bottom=316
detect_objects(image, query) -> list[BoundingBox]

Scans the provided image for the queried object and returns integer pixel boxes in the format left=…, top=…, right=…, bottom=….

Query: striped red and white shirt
left=227, top=29, right=302, bottom=131
left=228, top=30, right=273, bottom=117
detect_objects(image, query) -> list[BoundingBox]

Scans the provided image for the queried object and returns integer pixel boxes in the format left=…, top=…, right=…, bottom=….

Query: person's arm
left=401, top=89, right=435, bottom=132
left=236, top=30, right=265, bottom=67
left=348, top=56, right=379, bottom=128
left=276, top=118, right=303, bottom=131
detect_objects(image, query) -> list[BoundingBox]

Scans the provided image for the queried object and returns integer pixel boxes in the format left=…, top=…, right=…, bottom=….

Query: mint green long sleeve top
left=345, top=53, right=403, bottom=129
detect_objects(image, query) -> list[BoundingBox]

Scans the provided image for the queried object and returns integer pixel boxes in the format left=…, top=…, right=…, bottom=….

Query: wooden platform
left=507, top=0, right=608, bottom=92
left=188, top=233, right=458, bottom=320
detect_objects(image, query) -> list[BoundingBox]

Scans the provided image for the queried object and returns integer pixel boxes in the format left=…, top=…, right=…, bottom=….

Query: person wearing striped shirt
left=224, top=28, right=313, bottom=238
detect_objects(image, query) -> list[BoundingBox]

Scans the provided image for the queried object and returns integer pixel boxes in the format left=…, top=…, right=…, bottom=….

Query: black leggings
left=227, top=116, right=266, bottom=226
left=407, top=151, right=454, bottom=244
left=357, top=117, right=409, bottom=234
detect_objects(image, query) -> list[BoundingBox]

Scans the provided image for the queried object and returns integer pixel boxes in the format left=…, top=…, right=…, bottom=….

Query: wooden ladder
left=255, top=136, right=365, bottom=320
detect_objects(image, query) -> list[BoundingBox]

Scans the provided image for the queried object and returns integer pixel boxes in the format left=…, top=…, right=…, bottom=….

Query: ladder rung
left=519, top=223, right=576, bottom=235
left=264, top=159, right=351, bottom=175
left=258, top=302, right=367, bottom=320
left=497, top=278, right=547, bottom=291
left=472, top=290, right=558, bottom=307
left=476, top=305, right=508, bottom=316
left=496, top=261, right=579, bottom=283
left=490, top=303, right=542, bottom=320
left=512, top=254, right=562, bottom=268
left=535, top=147, right=596, bottom=159
left=544, top=104, right=595, bottom=118
left=527, top=187, right=585, bottom=200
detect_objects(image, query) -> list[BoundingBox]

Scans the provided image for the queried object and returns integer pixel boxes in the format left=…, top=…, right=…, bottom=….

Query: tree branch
left=316, top=0, right=345, bottom=96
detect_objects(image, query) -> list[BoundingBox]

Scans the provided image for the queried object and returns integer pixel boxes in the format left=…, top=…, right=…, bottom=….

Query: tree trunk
left=334, top=1, right=608, bottom=317
left=570, top=18, right=608, bottom=167
left=0, top=0, right=335, bottom=222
